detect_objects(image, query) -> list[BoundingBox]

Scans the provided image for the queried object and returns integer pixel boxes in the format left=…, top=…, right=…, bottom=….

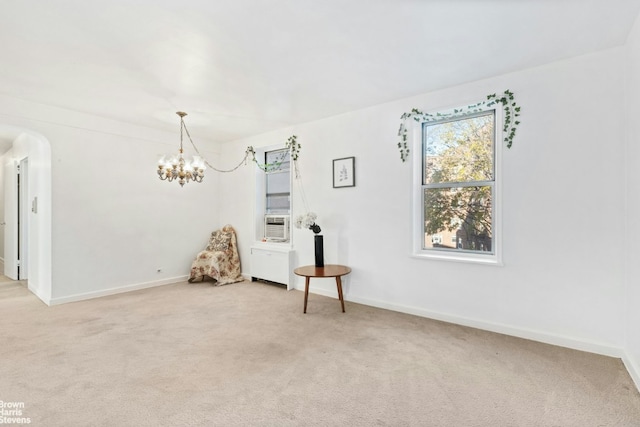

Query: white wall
left=221, top=47, right=628, bottom=357
left=0, top=95, right=222, bottom=304
left=624, top=13, right=640, bottom=388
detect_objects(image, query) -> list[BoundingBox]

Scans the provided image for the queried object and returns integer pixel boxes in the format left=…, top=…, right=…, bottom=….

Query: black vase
left=314, top=235, right=324, bottom=267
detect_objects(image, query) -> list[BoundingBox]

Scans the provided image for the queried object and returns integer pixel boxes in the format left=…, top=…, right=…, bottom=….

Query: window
left=255, top=146, right=292, bottom=242
left=265, top=149, right=290, bottom=214
left=414, top=105, right=501, bottom=264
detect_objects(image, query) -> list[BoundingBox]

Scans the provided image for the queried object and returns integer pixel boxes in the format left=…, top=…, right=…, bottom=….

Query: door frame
left=0, top=126, right=52, bottom=303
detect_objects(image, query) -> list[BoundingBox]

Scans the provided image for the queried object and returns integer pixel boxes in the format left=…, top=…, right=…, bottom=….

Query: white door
left=3, top=159, right=18, bottom=280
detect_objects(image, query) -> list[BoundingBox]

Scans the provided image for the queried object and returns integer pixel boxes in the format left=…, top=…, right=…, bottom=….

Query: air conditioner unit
left=264, top=215, right=290, bottom=241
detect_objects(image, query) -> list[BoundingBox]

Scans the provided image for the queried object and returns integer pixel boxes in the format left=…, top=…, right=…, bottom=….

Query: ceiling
left=1, top=0, right=639, bottom=144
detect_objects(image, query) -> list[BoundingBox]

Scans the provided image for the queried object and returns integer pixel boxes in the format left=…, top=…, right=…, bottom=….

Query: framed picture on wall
left=333, top=157, right=355, bottom=188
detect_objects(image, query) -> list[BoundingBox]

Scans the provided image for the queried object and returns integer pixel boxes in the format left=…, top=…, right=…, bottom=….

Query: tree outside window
left=422, top=111, right=495, bottom=254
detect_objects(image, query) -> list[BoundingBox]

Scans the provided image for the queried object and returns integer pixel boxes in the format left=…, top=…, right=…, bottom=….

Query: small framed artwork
left=333, top=156, right=355, bottom=188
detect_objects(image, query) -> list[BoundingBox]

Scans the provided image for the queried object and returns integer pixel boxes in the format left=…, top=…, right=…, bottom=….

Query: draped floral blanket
left=188, top=224, right=243, bottom=285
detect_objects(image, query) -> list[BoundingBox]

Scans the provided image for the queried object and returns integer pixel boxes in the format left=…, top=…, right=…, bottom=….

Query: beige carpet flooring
left=1, top=280, right=640, bottom=426
left=0, top=274, right=16, bottom=283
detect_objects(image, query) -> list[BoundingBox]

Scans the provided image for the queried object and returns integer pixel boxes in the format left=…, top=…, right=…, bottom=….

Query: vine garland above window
left=397, top=90, right=521, bottom=162
left=248, top=135, right=301, bottom=172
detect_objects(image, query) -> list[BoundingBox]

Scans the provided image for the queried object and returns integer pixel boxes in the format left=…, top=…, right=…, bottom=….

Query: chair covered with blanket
left=188, top=224, right=243, bottom=285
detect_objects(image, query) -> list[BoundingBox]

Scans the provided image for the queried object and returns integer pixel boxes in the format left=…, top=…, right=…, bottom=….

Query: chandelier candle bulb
left=157, top=112, right=206, bottom=187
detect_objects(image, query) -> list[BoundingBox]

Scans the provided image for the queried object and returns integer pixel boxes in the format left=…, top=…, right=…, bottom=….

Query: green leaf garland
left=249, top=135, right=301, bottom=172
left=397, top=90, right=521, bottom=162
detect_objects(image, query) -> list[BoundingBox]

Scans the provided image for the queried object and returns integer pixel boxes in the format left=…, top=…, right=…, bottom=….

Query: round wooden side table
left=293, top=264, right=351, bottom=313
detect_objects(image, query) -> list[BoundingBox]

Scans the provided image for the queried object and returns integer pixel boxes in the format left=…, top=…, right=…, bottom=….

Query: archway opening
left=0, top=125, right=52, bottom=304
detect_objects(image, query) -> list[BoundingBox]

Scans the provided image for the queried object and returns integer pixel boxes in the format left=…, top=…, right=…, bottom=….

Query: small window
left=414, top=105, right=501, bottom=264
left=265, top=149, right=290, bottom=214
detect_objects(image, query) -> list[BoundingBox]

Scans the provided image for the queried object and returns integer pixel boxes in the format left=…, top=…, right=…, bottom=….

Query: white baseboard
left=350, top=294, right=623, bottom=357
left=622, top=352, right=640, bottom=393
left=49, top=275, right=188, bottom=306
left=28, top=283, right=52, bottom=306
left=295, top=283, right=625, bottom=359
left=297, top=283, right=340, bottom=300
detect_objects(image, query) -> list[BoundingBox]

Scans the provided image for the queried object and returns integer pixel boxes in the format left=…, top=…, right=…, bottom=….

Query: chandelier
left=157, top=112, right=206, bottom=186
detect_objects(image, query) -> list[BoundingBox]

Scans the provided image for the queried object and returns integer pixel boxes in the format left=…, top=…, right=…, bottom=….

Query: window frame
left=411, top=102, right=503, bottom=265
left=264, top=148, right=291, bottom=215
left=254, top=144, right=293, bottom=244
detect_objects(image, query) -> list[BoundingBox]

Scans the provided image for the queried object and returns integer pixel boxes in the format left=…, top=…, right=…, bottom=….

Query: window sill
left=411, top=251, right=503, bottom=266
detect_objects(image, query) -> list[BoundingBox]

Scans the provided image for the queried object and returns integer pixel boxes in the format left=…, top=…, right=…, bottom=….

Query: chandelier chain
left=158, top=112, right=300, bottom=188
left=181, top=119, right=256, bottom=173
